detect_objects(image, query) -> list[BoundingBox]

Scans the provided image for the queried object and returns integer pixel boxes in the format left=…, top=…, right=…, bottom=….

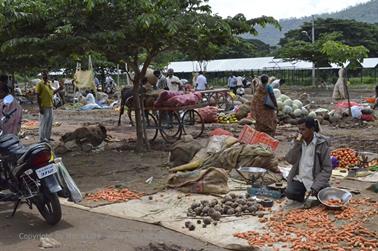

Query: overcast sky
left=208, top=0, right=371, bottom=19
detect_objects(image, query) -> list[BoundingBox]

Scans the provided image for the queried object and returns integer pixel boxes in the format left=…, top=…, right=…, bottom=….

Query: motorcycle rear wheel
left=33, top=192, right=62, bottom=225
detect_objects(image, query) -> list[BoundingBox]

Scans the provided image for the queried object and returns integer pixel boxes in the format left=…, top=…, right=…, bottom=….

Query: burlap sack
left=235, top=104, right=250, bottom=120
left=201, top=144, right=279, bottom=173
left=167, top=167, right=229, bottom=194
left=169, top=139, right=202, bottom=166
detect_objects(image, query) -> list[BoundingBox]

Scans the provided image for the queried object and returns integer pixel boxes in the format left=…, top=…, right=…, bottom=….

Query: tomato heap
left=330, top=148, right=359, bottom=169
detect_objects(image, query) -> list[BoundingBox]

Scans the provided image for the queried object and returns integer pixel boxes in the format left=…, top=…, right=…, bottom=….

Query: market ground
left=0, top=205, right=225, bottom=251
left=1, top=86, right=378, bottom=250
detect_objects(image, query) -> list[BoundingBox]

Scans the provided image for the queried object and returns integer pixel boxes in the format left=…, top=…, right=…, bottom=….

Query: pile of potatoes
left=186, top=193, right=262, bottom=222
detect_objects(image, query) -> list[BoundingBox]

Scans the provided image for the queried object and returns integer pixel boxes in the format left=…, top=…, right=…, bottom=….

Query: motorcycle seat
left=12, top=144, right=51, bottom=177
left=15, top=143, right=50, bottom=165
left=8, top=143, right=28, bottom=156
left=0, top=134, right=20, bottom=152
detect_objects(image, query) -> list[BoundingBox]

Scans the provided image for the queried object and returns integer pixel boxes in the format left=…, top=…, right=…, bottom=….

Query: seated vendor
left=285, top=117, right=332, bottom=202
left=374, top=85, right=378, bottom=109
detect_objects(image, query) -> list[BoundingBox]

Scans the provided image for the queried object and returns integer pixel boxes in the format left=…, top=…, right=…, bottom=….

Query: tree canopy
left=0, top=0, right=279, bottom=150
left=276, top=18, right=375, bottom=66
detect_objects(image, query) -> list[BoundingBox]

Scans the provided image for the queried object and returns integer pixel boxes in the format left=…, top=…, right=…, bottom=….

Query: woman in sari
left=251, top=75, right=278, bottom=137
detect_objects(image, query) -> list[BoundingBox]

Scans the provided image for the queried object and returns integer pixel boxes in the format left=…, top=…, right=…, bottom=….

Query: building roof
left=361, top=58, right=378, bottom=68
left=168, top=57, right=375, bottom=72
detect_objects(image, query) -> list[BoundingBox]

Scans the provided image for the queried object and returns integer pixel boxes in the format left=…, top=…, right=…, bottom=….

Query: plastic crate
left=238, top=125, right=279, bottom=151
left=238, top=125, right=258, bottom=144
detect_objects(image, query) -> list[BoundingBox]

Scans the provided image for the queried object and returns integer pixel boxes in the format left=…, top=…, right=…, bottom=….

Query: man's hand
left=305, top=189, right=317, bottom=198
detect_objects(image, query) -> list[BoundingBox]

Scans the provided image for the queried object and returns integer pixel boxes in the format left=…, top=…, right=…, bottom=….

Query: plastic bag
left=208, top=128, right=233, bottom=137
left=206, top=136, right=228, bottom=154
left=55, top=158, right=83, bottom=203
left=164, top=92, right=202, bottom=107
left=351, top=106, right=362, bottom=119
left=154, top=91, right=182, bottom=107
left=197, top=106, right=218, bottom=123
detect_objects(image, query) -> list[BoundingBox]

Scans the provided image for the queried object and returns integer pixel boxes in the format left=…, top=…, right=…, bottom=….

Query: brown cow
left=118, top=79, right=157, bottom=126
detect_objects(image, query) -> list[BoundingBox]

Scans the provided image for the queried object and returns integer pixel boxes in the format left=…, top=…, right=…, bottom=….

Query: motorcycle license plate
left=35, top=164, right=58, bottom=179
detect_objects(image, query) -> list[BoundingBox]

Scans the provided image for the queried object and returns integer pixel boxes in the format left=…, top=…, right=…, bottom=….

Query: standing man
left=0, top=75, right=22, bottom=135
left=285, top=117, right=332, bottom=203
left=166, top=68, right=182, bottom=92
left=36, top=71, right=63, bottom=143
left=153, top=70, right=168, bottom=90
left=94, top=76, right=100, bottom=90
left=228, top=73, right=237, bottom=94
left=195, top=71, right=207, bottom=91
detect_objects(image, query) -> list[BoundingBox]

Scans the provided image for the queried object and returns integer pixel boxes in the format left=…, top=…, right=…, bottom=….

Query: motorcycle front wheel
left=32, top=192, right=62, bottom=225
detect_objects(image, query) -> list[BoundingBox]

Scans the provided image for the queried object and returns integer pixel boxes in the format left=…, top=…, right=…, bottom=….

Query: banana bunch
left=217, top=113, right=238, bottom=124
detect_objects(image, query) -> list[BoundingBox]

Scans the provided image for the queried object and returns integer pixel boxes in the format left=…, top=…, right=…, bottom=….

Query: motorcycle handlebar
left=1, top=108, right=17, bottom=122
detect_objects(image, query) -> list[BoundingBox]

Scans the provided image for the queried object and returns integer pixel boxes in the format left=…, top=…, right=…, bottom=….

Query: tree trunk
left=101, top=67, right=106, bottom=91
left=132, top=76, right=145, bottom=152
left=129, top=54, right=155, bottom=152
left=344, top=68, right=352, bottom=116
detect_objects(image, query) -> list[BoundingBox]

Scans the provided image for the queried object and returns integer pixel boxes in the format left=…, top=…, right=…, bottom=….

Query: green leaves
left=277, top=18, right=376, bottom=67
left=321, top=41, right=369, bottom=67
left=0, top=0, right=279, bottom=74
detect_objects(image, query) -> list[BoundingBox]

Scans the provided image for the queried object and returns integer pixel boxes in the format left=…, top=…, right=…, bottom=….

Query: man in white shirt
left=195, top=71, right=207, bottom=91
left=166, top=68, right=182, bottom=92
left=270, top=79, right=285, bottom=89
left=285, top=117, right=332, bottom=203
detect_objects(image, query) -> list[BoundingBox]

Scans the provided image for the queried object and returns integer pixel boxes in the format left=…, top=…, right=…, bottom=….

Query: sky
left=208, top=0, right=371, bottom=19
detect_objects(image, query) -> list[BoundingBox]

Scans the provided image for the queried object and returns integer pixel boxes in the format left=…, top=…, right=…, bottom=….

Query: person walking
left=195, top=71, right=207, bottom=91
left=228, top=73, right=237, bottom=94
left=332, top=68, right=347, bottom=100
left=250, top=75, right=278, bottom=137
left=36, top=71, right=63, bottom=142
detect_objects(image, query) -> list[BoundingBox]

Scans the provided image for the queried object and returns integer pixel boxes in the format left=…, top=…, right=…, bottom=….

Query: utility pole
left=311, top=15, right=316, bottom=87
left=302, top=16, right=316, bottom=86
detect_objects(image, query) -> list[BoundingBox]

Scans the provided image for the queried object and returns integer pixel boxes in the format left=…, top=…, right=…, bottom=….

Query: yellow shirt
left=35, top=81, right=54, bottom=108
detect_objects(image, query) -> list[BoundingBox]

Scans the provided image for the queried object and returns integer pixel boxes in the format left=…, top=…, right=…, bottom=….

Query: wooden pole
left=344, top=68, right=352, bottom=116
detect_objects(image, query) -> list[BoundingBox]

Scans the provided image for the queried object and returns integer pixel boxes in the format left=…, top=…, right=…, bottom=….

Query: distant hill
left=244, top=0, right=378, bottom=45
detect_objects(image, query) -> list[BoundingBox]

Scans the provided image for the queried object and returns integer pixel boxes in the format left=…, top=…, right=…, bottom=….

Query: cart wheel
left=159, top=111, right=182, bottom=143
left=219, top=93, right=234, bottom=111
left=181, top=109, right=204, bottom=139
left=144, top=112, right=158, bottom=143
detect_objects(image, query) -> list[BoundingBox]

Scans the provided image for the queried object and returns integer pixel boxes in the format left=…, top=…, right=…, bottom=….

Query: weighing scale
left=236, top=167, right=286, bottom=199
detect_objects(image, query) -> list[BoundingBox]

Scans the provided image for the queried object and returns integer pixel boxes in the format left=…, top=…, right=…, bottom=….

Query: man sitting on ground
left=285, top=117, right=332, bottom=204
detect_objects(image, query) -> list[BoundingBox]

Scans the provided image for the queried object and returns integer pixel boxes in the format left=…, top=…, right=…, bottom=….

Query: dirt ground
left=7, top=86, right=378, bottom=250
left=0, top=205, right=225, bottom=251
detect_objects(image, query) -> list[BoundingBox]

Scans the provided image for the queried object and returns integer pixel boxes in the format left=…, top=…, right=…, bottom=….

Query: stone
left=39, top=237, right=61, bottom=248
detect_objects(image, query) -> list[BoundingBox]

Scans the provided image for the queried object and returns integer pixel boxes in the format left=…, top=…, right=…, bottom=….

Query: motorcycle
left=0, top=109, right=74, bottom=225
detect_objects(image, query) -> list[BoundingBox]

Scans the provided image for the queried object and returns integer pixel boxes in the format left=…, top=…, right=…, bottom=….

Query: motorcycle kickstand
left=10, top=199, right=21, bottom=217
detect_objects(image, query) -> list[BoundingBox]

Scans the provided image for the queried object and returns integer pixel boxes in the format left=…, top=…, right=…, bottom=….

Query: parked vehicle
left=0, top=109, right=80, bottom=225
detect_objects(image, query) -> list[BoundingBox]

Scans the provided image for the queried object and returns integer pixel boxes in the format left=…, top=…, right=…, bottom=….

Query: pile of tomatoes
left=330, top=148, right=359, bottom=169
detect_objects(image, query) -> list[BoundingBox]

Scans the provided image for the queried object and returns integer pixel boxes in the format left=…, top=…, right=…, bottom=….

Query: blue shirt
left=228, top=76, right=237, bottom=88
